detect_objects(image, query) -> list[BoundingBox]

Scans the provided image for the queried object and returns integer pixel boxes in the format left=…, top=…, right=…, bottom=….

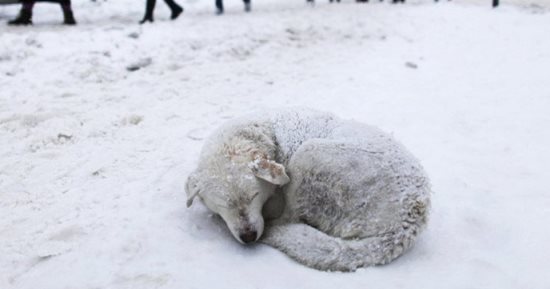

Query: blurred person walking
left=8, top=0, right=76, bottom=25
left=140, top=0, right=183, bottom=24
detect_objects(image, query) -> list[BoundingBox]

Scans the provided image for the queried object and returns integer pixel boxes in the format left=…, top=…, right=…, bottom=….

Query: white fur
left=186, top=108, right=431, bottom=271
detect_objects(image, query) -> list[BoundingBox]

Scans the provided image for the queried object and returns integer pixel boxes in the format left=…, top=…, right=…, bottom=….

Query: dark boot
left=8, top=9, right=32, bottom=25
left=58, top=1, right=76, bottom=25
left=139, top=16, right=154, bottom=24
left=63, top=10, right=76, bottom=25
left=140, top=0, right=155, bottom=24
left=215, top=0, right=224, bottom=15
left=164, top=0, right=183, bottom=20
left=170, top=6, right=183, bottom=20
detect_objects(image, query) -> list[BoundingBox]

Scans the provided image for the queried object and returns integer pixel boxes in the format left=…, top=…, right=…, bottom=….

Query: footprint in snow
left=186, top=128, right=207, bottom=141
left=126, top=58, right=152, bottom=72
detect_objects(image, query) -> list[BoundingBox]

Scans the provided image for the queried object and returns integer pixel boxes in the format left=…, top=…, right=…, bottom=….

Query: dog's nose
left=239, top=230, right=258, bottom=244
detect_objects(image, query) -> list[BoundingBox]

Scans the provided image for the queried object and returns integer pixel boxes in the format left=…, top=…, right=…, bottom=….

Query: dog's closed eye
left=227, top=192, right=260, bottom=208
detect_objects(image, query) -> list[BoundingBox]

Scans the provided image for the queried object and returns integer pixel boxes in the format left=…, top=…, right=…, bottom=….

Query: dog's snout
left=239, top=229, right=258, bottom=244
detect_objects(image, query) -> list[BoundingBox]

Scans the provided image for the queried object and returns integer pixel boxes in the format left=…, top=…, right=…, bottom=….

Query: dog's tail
left=261, top=200, right=428, bottom=271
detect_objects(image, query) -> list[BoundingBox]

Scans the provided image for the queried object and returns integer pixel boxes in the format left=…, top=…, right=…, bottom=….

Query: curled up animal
left=186, top=108, right=431, bottom=272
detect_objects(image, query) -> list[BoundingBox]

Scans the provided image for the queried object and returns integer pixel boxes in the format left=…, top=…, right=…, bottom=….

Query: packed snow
left=1, top=0, right=549, bottom=288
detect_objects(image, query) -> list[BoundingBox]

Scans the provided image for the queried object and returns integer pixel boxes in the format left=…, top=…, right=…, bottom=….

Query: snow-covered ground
left=1, top=0, right=549, bottom=288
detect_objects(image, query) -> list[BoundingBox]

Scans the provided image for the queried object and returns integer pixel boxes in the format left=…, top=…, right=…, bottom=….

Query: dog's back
left=258, top=108, right=431, bottom=271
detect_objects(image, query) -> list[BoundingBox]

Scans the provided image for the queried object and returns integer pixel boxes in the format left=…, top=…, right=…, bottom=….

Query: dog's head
left=186, top=156, right=289, bottom=244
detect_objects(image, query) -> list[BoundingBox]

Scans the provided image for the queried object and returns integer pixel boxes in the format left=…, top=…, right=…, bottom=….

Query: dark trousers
left=20, top=0, right=72, bottom=11
left=143, top=0, right=181, bottom=18
left=215, top=0, right=250, bottom=12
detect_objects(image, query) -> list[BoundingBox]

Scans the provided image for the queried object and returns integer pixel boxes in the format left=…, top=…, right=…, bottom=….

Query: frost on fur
left=186, top=108, right=431, bottom=271
left=249, top=156, right=290, bottom=185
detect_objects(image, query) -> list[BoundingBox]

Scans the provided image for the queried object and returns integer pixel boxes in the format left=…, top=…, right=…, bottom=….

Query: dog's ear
left=185, top=172, right=201, bottom=208
left=249, top=158, right=290, bottom=186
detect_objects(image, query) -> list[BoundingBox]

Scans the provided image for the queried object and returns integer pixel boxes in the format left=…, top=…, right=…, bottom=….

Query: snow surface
left=1, top=0, right=549, bottom=288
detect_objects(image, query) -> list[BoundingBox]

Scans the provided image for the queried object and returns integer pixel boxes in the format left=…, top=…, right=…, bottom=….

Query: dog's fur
left=186, top=108, right=431, bottom=271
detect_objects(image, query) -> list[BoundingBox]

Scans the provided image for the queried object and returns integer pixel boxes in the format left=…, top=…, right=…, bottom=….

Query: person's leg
left=243, top=0, right=250, bottom=12
left=59, top=0, right=76, bottom=25
left=8, top=0, right=35, bottom=25
left=164, top=0, right=183, bottom=20
left=215, top=0, right=224, bottom=15
left=140, top=0, right=156, bottom=24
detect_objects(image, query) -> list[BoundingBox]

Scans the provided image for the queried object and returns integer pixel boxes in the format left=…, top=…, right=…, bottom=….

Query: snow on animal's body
left=186, top=108, right=431, bottom=271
